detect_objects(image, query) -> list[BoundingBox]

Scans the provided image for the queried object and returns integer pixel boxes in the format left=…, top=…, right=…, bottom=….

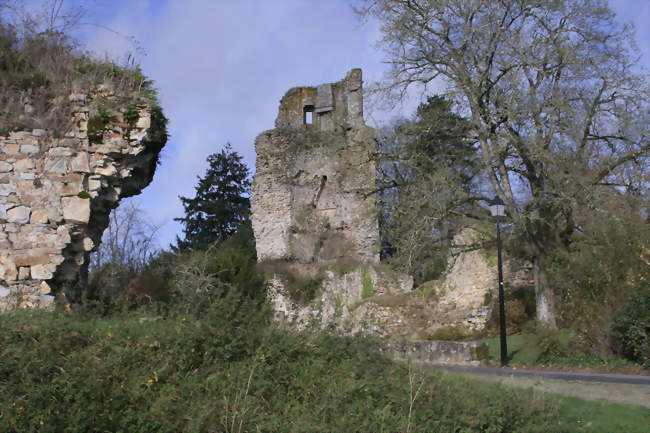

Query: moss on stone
left=361, top=266, right=374, bottom=299
left=87, top=108, right=116, bottom=144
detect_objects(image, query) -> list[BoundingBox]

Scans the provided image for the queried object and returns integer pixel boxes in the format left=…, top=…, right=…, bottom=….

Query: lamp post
left=489, top=196, right=508, bottom=367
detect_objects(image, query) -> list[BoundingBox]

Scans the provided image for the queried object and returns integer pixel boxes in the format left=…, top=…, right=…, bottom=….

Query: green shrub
left=521, top=324, right=572, bottom=364
left=505, top=299, right=529, bottom=334
left=123, top=104, right=140, bottom=125
left=613, top=288, right=650, bottom=367
left=0, top=305, right=570, bottom=432
left=164, top=243, right=265, bottom=316
left=484, top=286, right=535, bottom=337
left=87, top=107, right=117, bottom=144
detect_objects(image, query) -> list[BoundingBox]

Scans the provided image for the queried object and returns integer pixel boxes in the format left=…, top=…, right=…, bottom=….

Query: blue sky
left=29, top=0, right=650, bottom=248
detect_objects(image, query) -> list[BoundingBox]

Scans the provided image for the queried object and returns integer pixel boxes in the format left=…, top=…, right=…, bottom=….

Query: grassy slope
left=1, top=306, right=648, bottom=433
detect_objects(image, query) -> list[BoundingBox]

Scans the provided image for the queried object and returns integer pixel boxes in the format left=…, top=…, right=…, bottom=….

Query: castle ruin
left=0, top=92, right=166, bottom=309
left=251, top=69, right=380, bottom=266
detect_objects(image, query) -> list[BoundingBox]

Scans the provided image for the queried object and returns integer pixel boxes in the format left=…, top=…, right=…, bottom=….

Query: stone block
left=0, top=162, right=12, bottom=172
left=88, top=176, right=102, bottom=191
left=48, top=147, right=73, bottom=157
left=18, top=267, right=30, bottom=280
left=3, top=144, right=20, bottom=155
left=391, top=340, right=489, bottom=366
left=59, top=182, right=82, bottom=197
left=14, top=251, right=50, bottom=266
left=29, top=211, right=49, bottom=224
left=82, top=237, right=94, bottom=251
left=62, top=196, right=90, bottom=223
left=70, top=152, right=90, bottom=172
left=315, top=84, right=333, bottom=113
left=39, top=281, right=52, bottom=295
left=7, top=206, right=31, bottom=224
left=69, top=93, right=86, bottom=102
left=0, top=256, right=17, bottom=281
left=95, top=165, right=117, bottom=176
left=8, top=131, right=29, bottom=140
left=0, top=183, right=16, bottom=196
left=44, top=157, right=68, bottom=174
left=136, top=113, right=151, bottom=129
left=20, top=144, right=39, bottom=154
left=56, top=226, right=71, bottom=243
left=14, top=158, right=35, bottom=171
left=39, top=294, right=54, bottom=306
left=31, top=264, right=53, bottom=280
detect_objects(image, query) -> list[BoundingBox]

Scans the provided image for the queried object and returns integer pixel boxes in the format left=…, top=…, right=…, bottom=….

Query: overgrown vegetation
left=613, top=289, right=650, bottom=368
left=0, top=3, right=163, bottom=138
left=257, top=260, right=325, bottom=304
left=481, top=329, right=647, bottom=374
left=4, top=301, right=645, bottom=433
left=363, top=0, right=650, bottom=331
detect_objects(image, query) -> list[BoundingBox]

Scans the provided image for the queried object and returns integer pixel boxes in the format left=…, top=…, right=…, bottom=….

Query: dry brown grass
left=0, top=5, right=158, bottom=138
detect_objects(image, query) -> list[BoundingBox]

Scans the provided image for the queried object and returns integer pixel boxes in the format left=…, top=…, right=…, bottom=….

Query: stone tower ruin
left=251, top=69, right=379, bottom=265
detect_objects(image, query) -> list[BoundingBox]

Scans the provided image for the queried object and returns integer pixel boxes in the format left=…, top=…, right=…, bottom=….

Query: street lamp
left=489, top=195, right=508, bottom=367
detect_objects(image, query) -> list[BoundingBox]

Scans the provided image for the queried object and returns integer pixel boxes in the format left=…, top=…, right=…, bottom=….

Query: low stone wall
left=0, top=93, right=166, bottom=310
left=390, top=340, right=489, bottom=366
left=267, top=264, right=413, bottom=333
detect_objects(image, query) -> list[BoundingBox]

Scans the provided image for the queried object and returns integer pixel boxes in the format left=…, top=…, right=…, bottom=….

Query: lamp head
left=489, top=196, right=506, bottom=218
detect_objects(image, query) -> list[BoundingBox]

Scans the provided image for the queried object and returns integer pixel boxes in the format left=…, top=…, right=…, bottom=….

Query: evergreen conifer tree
left=174, top=144, right=250, bottom=251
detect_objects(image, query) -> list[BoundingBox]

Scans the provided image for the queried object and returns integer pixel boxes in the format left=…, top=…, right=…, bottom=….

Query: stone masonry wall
left=0, top=92, right=165, bottom=310
left=251, top=69, right=379, bottom=265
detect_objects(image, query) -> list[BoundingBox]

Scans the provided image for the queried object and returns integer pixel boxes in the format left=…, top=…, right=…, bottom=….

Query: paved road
left=433, top=365, right=650, bottom=386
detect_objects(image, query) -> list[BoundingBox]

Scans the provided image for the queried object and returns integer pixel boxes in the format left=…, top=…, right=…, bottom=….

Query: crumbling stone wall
left=0, top=92, right=166, bottom=309
left=252, top=69, right=379, bottom=265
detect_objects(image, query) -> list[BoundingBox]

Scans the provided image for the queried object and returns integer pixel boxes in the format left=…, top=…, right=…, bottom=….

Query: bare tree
left=360, top=0, right=650, bottom=327
left=86, top=200, right=161, bottom=303
left=90, top=199, right=161, bottom=272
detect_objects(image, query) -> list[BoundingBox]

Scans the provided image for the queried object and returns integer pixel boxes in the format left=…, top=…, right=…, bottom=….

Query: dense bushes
left=86, top=239, right=264, bottom=316
left=613, top=288, right=650, bottom=368
left=0, top=299, right=577, bottom=432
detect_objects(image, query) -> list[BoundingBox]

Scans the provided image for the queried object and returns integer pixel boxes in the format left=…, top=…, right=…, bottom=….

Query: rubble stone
left=7, top=206, right=31, bottom=224
left=62, top=197, right=90, bottom=223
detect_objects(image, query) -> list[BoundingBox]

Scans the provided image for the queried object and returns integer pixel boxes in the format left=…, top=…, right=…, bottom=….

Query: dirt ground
left=451, top=372, right=650, bottom=408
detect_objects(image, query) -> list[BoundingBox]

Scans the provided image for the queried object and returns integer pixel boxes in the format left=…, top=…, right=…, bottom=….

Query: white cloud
left=82, top=0, right=391, bottom=247
left=79, top=0, right=650, bottom=248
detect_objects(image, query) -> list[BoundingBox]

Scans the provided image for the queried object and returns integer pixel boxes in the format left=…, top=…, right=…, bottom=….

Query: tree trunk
left=532, top=249, right=557, bottom=329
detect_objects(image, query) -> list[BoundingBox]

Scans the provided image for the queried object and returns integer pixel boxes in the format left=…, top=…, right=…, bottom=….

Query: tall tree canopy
left=378, top=96, right=483, bottom=278
left=175, top=144, right=251, bottom=251
left=361, top=0, right=650, bottom=327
